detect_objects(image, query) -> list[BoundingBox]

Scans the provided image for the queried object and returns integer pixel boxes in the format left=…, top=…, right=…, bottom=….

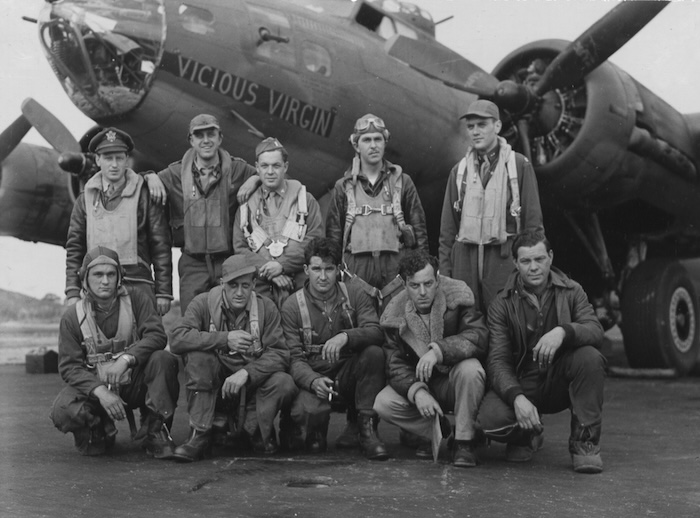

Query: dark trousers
left=51, top=350, right=180, bottom=433
left=182, top=351, right=297, bottom=442
left=449, top=240, right=513, bottom=314
left=178, top=252, right=226, bottom=315
left=291, top=345, right=385, bottom=431
left=476, top=346, right=606, bottom=442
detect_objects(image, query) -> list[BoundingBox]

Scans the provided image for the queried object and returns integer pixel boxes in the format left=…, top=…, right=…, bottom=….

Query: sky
left=1, top=0, right=699, bottom=300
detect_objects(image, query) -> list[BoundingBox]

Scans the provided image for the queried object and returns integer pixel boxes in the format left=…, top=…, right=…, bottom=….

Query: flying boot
left=172, top=428, right=212, bottom=462
left=335, top=407, right=360, bottom=449
left=569, top=413, right=603, bottom=474
left=138, top=412, right=176, bottom=460
left=358, top=410, right=389, bottom=460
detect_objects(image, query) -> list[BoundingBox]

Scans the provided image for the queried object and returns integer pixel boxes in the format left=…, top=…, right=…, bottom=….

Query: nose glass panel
left=38, top=0, right=165, bottom=120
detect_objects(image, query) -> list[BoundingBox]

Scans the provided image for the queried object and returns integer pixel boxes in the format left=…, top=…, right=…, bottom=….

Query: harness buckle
left=361, top=204, right=373, bottom=216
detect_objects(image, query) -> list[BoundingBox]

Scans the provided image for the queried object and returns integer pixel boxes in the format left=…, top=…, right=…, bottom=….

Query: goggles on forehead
left=354, top=116, right=387, bottom=133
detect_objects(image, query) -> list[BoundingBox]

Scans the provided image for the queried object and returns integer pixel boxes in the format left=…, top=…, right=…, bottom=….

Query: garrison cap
left=461, top=100, right=500, bottom=121
left=221, top=254, right=261, bottom=283
left=255, top=137, right=286, bottom=159
left=189, top=113, right=220, bottom=134
left=88, top=127, right=134, bottom=154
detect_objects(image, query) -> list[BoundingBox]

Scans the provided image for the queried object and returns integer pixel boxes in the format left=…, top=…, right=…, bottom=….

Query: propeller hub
left=493, top=80, right=538, bottom=116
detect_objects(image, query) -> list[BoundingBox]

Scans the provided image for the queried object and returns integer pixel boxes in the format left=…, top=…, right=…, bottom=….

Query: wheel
left=620, top=259, right=700, bottom=374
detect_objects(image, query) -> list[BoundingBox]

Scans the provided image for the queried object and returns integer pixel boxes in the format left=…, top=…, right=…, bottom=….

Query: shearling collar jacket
left=381, top=275, right=488, bottom=403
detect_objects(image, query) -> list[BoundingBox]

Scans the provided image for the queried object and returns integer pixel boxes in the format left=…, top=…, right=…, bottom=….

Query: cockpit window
left=302, top=42, right=331, bottom=77
left=376, top=17, right=396, bottom=40
left=356, top=0, right=434, bottom=38
left=179, top=4, right=214, bottom=35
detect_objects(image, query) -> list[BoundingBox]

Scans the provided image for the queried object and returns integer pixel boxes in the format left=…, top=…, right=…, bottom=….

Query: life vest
left=75, top=287, right=136, bottom=366
left=239, top=179, right=308, bottom=259
left=207, top=285, right=263, bottom=362
left=295, top=282, right=354, bottom=352
left=84, top=170, right=142, bottom=266
left=453, top=137, right=521, bottom=245
left=181, top=149, right=233, bottom=254
left=343, top=158, right=408, bottom=255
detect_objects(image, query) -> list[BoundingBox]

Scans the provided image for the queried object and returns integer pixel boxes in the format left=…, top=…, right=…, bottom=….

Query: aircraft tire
left=621, top=259, right=699, bottom=375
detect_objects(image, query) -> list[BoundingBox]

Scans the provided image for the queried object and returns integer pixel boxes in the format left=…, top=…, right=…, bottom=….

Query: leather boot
left=73, top=416, right=116, bottom=456
left=279, top=413, right=304, bottom=452
left=251, top=427, right=279, bottom=455
left=569, top=414, right=603, bottom=474
left=142, top=415, right=177, bottom=460
left=452, top=440, right=478, bottom=468
left=335, top=409, right=360, bottom=449
left=305, top=417, right=329, bottom=454
left=172, top=428, right=212, bottom=463
left=358, top=411, right=389, bottom=461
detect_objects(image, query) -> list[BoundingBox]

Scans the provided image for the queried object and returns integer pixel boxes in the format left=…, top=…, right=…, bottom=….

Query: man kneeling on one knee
left=476, top=230, right=606, bottom=474
left=280, top=238, right=389, bottom=459
left=374, top=250, right=488, bottom=467
left=170, top=255, right=297, bottom=461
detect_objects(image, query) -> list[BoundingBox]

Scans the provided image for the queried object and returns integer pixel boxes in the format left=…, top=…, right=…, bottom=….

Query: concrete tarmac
left=2, top=340, right=700, bottom=518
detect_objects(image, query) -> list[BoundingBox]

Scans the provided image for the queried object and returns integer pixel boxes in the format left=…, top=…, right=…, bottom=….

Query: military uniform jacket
left=170, top=290, right=289, bottom=389
left=65, top=178, right=172, bottom=300
left=485, top=267, right=604, bottom=407
left=154, top=149, right=256, bottom=253
left=380, top=276, right=489, bottom=403
left=281, top=281, right=384, bottom=391
left=325, top=161, right=428, bottom=253
left=58, top=289, right=167, bottom=397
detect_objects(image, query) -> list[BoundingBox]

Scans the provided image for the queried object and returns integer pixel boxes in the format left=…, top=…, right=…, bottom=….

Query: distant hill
left=0, top=289, right=66, bottom=323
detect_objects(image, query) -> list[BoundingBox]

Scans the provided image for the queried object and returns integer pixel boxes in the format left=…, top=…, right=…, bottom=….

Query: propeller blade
left=517, top=119, right=533, bottom=164
left=534, top=1, right=670, bottom=96
left=20, top=97, right=80, bottom=154
left=0, top=115, right=31, bottom=164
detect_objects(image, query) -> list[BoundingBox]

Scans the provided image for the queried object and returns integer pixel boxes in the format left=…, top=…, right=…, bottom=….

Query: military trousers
left=51, top=349, right=180, bottom=434
left=476, top=346, right=606, bottom=443
left=449, top=239, right=514, bottom=314
left=374, top=358, right=485, bottom=441
left=182, top=351, right=297, bottom=442
left=291, top=345, right=385, bottom=431
left=178, top=252, right=226, bottom=315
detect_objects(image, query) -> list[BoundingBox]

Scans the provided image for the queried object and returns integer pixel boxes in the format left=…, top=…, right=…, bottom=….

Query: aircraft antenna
left=229, top=109, right=266, bottom=139
left=434, top=16, right=453, bottom=26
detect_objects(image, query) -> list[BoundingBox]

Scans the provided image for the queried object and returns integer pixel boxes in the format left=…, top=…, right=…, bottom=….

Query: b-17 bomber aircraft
left=1, top=0, right=699, bottom=374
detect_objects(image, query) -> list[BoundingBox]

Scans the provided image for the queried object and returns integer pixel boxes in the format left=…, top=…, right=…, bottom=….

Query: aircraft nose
left=37, top=1, right=166, bottom=120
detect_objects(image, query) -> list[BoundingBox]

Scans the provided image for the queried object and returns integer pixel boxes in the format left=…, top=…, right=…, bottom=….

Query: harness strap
left=296, top=290, right=314, bottom=346
left=454, top=148, right=521, bottom=235
left=76, top=290, right=135, bottom=362
left=506, top=152, right=521, bottom=234
left=296, top=282, right=355, bottom=350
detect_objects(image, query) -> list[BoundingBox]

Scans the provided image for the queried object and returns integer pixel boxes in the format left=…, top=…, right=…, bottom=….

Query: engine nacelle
left=493, top=40, right=700, bottom=229
left=0, top=143, right=76, bottom=246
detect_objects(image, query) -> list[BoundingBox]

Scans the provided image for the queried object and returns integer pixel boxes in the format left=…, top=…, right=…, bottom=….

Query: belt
left=183, top=251, right=229, bottom=261
left=304, top=344, right=323, bottom=354
left=86, top=352, right=123, bottom=364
